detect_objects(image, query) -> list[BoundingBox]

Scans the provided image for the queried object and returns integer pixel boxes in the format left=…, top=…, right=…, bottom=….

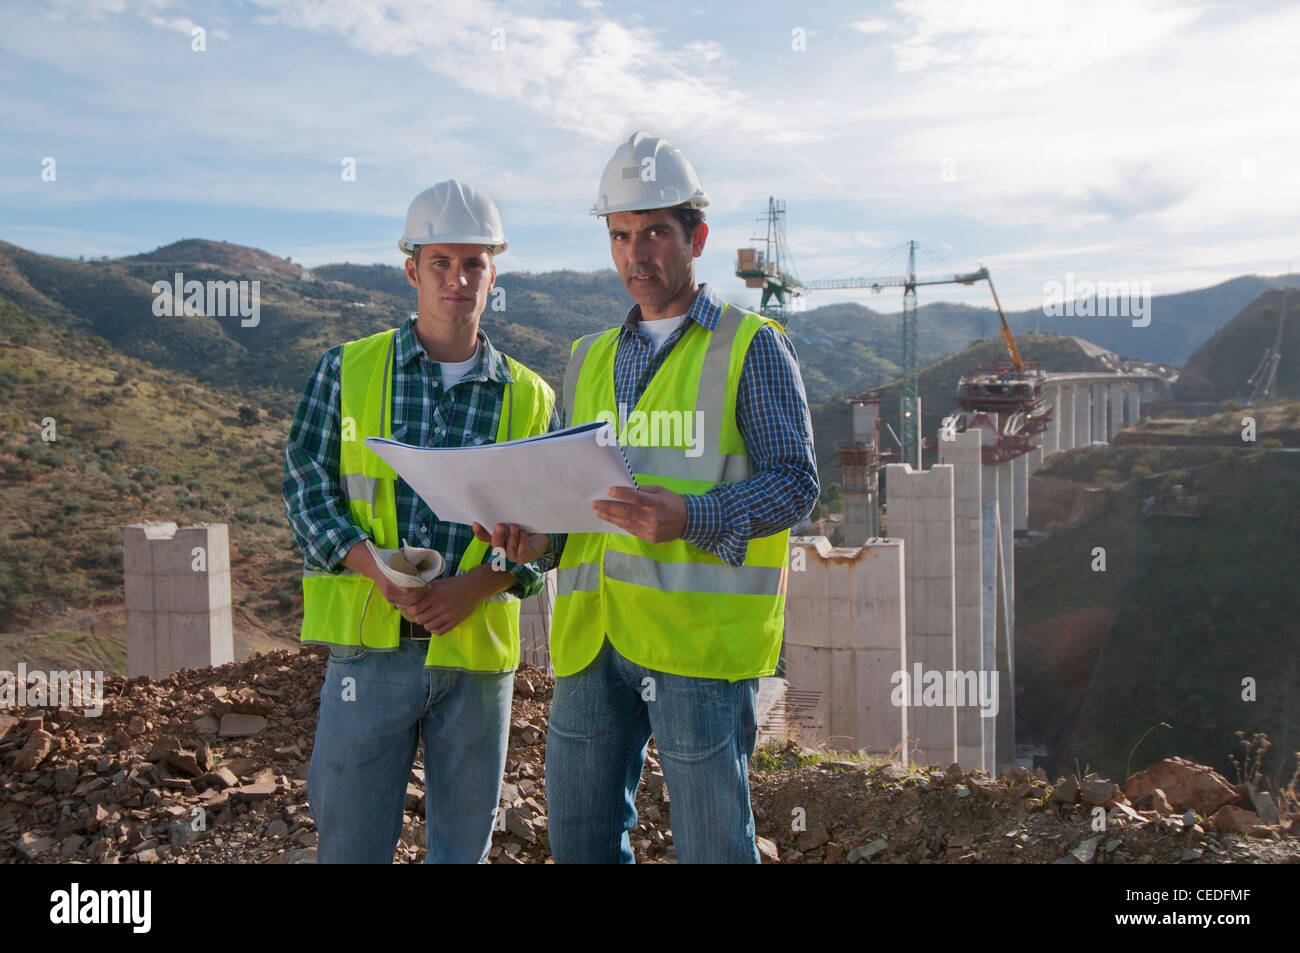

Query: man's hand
left=592, top=485, right=686, bottom=543
left=472, top=521, right=549, bottom=564
left=405, top=566, right=511, bottom=635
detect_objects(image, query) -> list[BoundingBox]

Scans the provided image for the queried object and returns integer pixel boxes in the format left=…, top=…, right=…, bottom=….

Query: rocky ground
left=2, top=648, right=1295, bottom=864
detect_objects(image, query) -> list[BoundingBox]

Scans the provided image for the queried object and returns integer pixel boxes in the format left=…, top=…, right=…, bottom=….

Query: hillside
left=1172, top=288, right=1298, bottom=402
left=1015, top=433, right=1300, bottom=791
left=0, top=239, right=1291, bottom=416
left=0, top=294, right=303, bottom=665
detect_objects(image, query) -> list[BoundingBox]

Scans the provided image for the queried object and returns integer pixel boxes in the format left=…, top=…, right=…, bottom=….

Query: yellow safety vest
left=299, top=327, right=555, bottom=672
left=550, top=303, right=790, bottom=681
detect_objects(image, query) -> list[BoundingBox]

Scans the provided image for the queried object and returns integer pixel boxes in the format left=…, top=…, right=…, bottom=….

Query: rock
left=1210, top=805, right=1268, bottom=836
left=514, top=674, right=535, bottom=699
left=16, top=831, right=54, bottom=859
left=195, top=740, right=214, bottom=772
left=168, top=819, right=205, bottom=847
left=0, top=712, right=19, bottom=741
left=877, top=763, right=906, bottom=781
left=825, top=843, right=845, bottom=863
left=1080, top=779, right=1121, bottom=805
left=266, top=819, right=290, bottom=838
left=59, top=834, right=87, bottom=858
left=229, top=780, right=276, bottom=801
left=504, top=808, right=536, bottom=842
left=1072, top=836, right=1101, bottom=863
left=405, top=783, right=424, bottom=813
left=796, top=823, right=829, bottom=851
left=13, top=729, right=56, bottom=772
left=195, top=766, right=240, bottom=790
left=756, top=835, right=780, bottom=863
left=848, top=838, right=888, bottom=862
left=1049, top=776, right=1079, bottom=804
left=945, top=763, right=964, bottom=781
left=954, top=784, right=970, bottom=798
left=1234, top=784, right=1280, bottom=826
left=193, top=715, right=219, bottom=735
left=218, top=714, right=268, bottom=738
left=53, top=763, right=79, bottom=793
left=1134, top=787, right=1174, bottom=814
left=1122, top=758, right=1239, bottom=817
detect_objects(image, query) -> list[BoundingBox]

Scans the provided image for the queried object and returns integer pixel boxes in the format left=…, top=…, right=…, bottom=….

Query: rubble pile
left=1, top=650, right=1294, bottom=864
left=749, top=745, right=1297, bottom=864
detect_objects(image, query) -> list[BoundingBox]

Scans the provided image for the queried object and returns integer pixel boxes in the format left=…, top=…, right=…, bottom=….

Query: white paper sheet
left=364, top=421, right=638, bottom=534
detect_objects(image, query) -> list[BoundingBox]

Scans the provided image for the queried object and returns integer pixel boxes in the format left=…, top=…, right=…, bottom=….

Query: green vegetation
left=0, top=295, right=303, bottom=641
left=1018, top=444, right=1300, bottom=790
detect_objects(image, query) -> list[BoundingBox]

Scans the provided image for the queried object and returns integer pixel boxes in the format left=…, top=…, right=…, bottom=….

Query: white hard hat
left=399, top=179, right=507, bottom=256
left=590, top=131, right=709, bottom=216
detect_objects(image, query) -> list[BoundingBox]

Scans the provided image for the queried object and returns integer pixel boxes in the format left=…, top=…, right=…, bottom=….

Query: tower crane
left=801, top=240, right=1001, bottom=468
left=735, top=197, right=801, bottom=324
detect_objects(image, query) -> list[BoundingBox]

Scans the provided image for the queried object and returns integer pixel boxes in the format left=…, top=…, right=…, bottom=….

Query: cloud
left=246, top=0, right=754, bottom=141
left=889, top=0, right=1201, bottom=88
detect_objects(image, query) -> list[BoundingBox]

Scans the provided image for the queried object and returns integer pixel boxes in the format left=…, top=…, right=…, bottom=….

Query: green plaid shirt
left=283, top=314, right=561, bottom=598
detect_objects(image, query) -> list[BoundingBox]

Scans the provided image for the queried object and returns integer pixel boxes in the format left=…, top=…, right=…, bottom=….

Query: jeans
left=546, top=638, right=760, bottom=864
left=307, top=639, right=513, bottom=863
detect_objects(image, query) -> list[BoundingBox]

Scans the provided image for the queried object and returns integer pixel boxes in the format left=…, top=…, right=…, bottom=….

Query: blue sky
left=2, top=0, right=1297, bottom=311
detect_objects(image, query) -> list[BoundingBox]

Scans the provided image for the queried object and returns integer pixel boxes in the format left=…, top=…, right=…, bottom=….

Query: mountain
left=0, top=238, right=1289, bottom=417
left=1171, top=288, right=1298, bottom=402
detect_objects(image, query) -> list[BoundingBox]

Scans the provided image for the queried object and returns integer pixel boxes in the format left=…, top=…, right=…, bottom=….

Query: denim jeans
left=546, top=638, right=760, bottom=863
left=307, top=638, right=513, bottom=863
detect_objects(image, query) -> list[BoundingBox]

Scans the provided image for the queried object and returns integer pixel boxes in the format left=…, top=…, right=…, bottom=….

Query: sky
left=1, top=0, right=1297, bottom=312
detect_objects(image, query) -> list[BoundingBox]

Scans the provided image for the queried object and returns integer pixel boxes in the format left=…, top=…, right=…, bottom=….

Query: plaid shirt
left=283, top=315, right=561, bottom=599
left=561, top=283, right=819, bottom=567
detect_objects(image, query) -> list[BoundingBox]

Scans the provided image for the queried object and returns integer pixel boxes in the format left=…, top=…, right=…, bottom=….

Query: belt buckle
left=401, top=618, right=432, bottom=642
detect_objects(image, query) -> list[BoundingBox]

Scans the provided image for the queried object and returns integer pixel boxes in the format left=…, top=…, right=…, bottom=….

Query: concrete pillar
left=1057, top=384, right=1074, bottom=452
left=1092, top=382, right=1107, bottom=444
left=1108, top=383, right=1124, bottom=439
left=1013, top=453, right=1029, bottom=533
left=1074, top=383, right=1091, bottom=447
left=123, top=522, right=234, bottom=679
left=996, top=457, right=1015, bottom=776
left=1043, top=384, right=1060, bottom=456
left=784, top=536, right=908, bottom=759
left=938, top=430, right=984, bottom=768
left=1126, top=381, right=1141, bottom=426
left=884, top=463, right=957, bottom=766
left=519, top=569, right=556, bottom=674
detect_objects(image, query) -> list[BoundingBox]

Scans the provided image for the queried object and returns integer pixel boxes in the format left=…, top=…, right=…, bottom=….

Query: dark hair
left=605, top=203, right=706, bottom=241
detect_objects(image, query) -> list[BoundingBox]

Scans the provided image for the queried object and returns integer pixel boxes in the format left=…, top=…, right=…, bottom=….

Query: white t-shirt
left=638, top=313, right=689, bottom=353
left=439, top=343, right=481, bottom=391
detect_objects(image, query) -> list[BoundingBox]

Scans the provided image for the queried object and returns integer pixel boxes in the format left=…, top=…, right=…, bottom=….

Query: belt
left=399, top=617, right=432, bottom=642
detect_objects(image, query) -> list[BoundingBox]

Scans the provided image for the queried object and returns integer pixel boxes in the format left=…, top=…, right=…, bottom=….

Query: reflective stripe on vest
left=550, top=302, right=790, bottom=681
left=299, top=327, right=555, bottom=672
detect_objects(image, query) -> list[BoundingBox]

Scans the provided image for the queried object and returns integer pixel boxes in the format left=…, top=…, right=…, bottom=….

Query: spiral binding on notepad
left=615, top=441, right=639, bottom=489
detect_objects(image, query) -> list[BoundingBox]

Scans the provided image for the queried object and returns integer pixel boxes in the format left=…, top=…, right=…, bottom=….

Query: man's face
left=606, top=209, right=706, bottom=312
left=404, top=243, right=495, bottom=331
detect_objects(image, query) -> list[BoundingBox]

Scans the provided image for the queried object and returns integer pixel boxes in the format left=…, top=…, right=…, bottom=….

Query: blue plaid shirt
left=283, top=315, right=561, bottom=598
left=562, top=283, right=819, bottom=567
